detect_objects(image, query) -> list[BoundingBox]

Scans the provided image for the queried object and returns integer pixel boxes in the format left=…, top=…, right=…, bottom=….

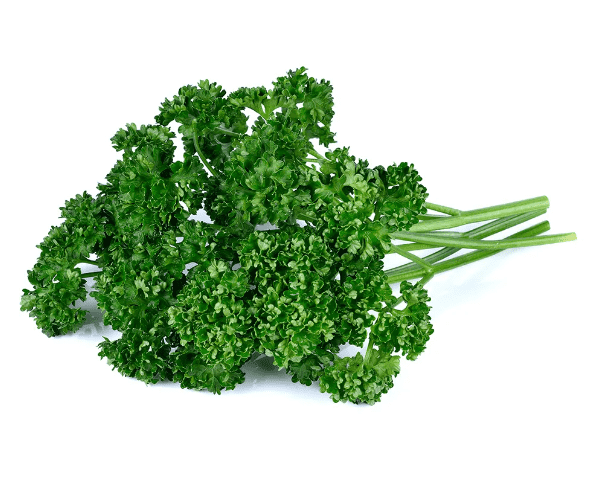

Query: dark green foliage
left=286, top=347, right=336, bottom=386
left=371, top=281, right=434, bottom=361
left=218, top=115, right=310, bottom=227
left=21, top=192, right=104, bottom=336
left=240, top=228, right=339, bottom=369
left=98, top=318, right=175, bottom=384
left=311, top=147, right=428, bottom=264
left=167, top=259, right=255, bottom=392
left=319, top=349, right=400, bottom=405
left=171, top=349, right=246, bottom=394
left=156, top=80, right=248, bottom=171
left=229, top=66, right=335, bottom=146
left=332, top=259, right=395, bottom=347
left=21, top=68, right=434, bottom=404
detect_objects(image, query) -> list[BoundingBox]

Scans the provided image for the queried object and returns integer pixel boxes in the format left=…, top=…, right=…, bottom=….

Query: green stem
left=193, top=132, right=219, bottom=178
left=386, top=221, right=552, bottom=284
left=77, top=257, right=97, bottom=265
left=391, top=210, right=547, bottom=253
left=417, top=213, right=450, bottom=221
left=403, top=231, right=467, bottom=238
left=424, top=202, right=462, bottom=216
left=391, top=245, right=433, bottom=273
left=391, top=231, right=576, bottom=250
left=408, top=196, right=550, bottom=232
left=363, top=337, right=375, bottom=364
left=390, top=240, right=456, bottom=252
left=387, top=210, right=546, bottom=276
left=214, top=126, right=243, bottom=138
left=308, top=146, right=326, bottom=161
left=82, top=271, right=103, bottom=279
left=417, top=273, right=434, bottom=287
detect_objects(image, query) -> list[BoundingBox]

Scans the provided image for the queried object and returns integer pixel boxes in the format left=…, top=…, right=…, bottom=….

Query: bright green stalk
left=386, top=221, right=552, bottom=284
left=390, top=245, right=434, bottom=273
left=424, top=202, right=462, bottom=216
left=386, top=210, right=547, bottom=277
left=193, top=132, right=219, bottom=178
left=363, top=337, right=376, bottom=364
left=417, top=213, right=450, bottom=221
left=307, top=146, right=326, bottom=161
left=214, top=126, right=243, bottom=138
left=391, top=230, right=576, bottom=250
left=408, top=196, right=550, bottom=232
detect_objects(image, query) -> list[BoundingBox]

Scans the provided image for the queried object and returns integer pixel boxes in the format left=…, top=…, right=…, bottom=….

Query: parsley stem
left=308, top=147, right=326, bottom=161
left=390, top=231, right=576, bottom=250
left=193, top=132, right=218, bottom=178
left=410, top=196, right=550, bottom=232
left=77, top=257, right=97, bottom=265
left=364, top=337, right=375, bottom=364
left=391, top=245, right=433, bottom=273
left=82, top=271, right=102, bottom=279
left=417, top=273, right=435, bottom=287
left=424, top=202, right=462, bottom=216
left=387, top=210, right=546, bottom=274
left=386, top=221, right=552, bottom=284
left=418, top=213, right=450, bottom=220
left=214, top=127, right=242, bottom=138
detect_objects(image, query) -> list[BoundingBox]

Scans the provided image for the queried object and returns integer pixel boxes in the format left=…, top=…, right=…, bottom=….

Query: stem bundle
left=385, top=197, right=576, bottom=286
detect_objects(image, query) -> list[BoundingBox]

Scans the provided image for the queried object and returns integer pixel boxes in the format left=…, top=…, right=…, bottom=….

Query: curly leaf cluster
left=21, top=68, right=433, bottom=404
left=371, top=281, right=434, bottom=360
left=319, top=350, right=400, bottom=405
left=167, top=259, right=254, bottom=392
left=21, top=192, right=103, bottom=336
left=240, top=228, right=338, bottom=369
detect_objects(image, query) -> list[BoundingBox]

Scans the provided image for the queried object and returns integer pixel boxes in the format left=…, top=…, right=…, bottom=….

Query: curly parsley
left=21, top=67, right=576, bottom=404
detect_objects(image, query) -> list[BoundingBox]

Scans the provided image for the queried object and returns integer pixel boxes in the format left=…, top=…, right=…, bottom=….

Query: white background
left=1, top=1, right=594, bottom=496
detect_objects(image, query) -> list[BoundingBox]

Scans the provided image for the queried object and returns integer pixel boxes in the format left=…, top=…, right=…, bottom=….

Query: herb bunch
left=21, top=68, right=576, bottom=404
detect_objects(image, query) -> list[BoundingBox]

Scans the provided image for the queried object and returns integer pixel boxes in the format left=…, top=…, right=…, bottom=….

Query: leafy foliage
left=319, top=349, right=400, bottom=405
left=21, top=67, right=436, bottom=405
left=371, top=281, right=434, bottom=361
left=240, top=227, right=339, bottom=369
left=167, top=259, right=255, bottom=393
left=21, top=192, right=104, bottom=337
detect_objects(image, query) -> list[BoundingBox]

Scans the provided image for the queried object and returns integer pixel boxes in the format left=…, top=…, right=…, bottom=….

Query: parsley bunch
left=21, top=68, right=576, bottom=404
